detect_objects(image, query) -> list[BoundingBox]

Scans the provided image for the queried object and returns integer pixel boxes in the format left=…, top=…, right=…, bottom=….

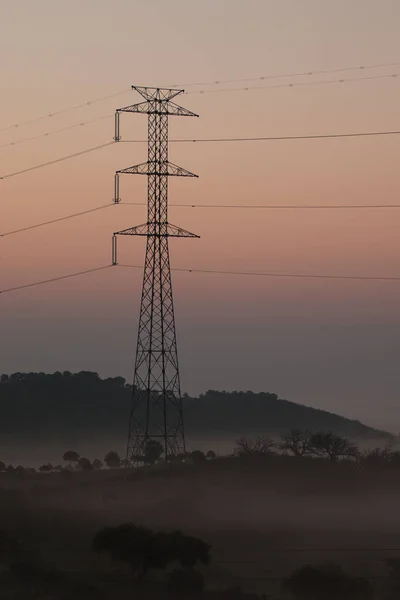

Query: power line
left=122, top=129, right=400, bottom=144
left=0, top=265, right=112, bottom=294
left=1, top=60, right=398, bottom=138
left=184, top=72, right=400, bottom=96
left=173, top=60, right=400, bottom=87
left=0, top=115, right=113, bottom=150
left=1, top=204, right=114, bottom=238
left=0, top=141, right=115, bottom=181
left=124, top=202, right=400, bottom=210
left=5, top=201, right=400, bottom=239
left=4, top=128, right=398, bottom=184
left=120, top=264, right=400, bottom=282
left=9, top=201, right=397, bottom=241
left=3, top=263, right=400, bottom=296
left=0, top=90, right=131, bottom=134
left=4, top=77, right=394, bottom=152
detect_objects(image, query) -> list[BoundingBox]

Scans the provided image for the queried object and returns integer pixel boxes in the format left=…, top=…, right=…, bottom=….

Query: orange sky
left=1, top=0, right=400, bottom=431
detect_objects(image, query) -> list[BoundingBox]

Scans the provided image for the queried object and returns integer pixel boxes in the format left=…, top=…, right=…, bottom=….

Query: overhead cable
left=0, top=141, right=115, bottom=180
left=122, top=129, right=400, bottom=144
left=124, top=202, right=400, bottom=210
left=3, top=263, right=400, bottom=295
left=3, top=129, right=399, bottom=183
left=0, top=265, right=113, bottom=294
left=0, top=115, right=113, bottom=150
left=1, top=61, right=398, bottom=137
left=0, top=90, right=131, bottom=134
left=184, top=72, right=399, bottom=96
left=173, top=60, right=400, bottom=87
left=5, top=201, right=400, bottom=239
left=120, top=264, right=400, bottom=283
left=1, top=204, right=114, bottom=238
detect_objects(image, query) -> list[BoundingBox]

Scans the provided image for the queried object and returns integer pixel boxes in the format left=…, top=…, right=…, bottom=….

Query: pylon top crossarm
left=132, top=86, right=185, bottom=102
left=115, top=86, right=198, bottom=118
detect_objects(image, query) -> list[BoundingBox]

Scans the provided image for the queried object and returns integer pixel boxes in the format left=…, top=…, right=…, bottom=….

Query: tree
left=63, top=451, right=80, bottom=466
left=15, top=466, right=26, bottom=477
left=206, top=450, right=216, bottom=460
left=0, top=530, right=21, bottom=565
left=283, top=563, right=373, bottom=600
left=92, top=459, right=103, bottom=470
left=310, top=432, right=359, bottom=462
left=93, top=524, right=211, bottom=583
left=361, top=445, right=393, bottom=466
left=78, top=457, right=93, bottom=472
left=191, top=450, right=207, bottom=464
left=93, top=524, right=158, bottom=582
left=385, top=558, right=400, bottom=599
left=167, top=569, right=204, bottom=595
left=144, top=440, right=163, bottom=465
left=167, top=531, right=211, bottom=569
left=10, top=561, right=69, bottom=599
left=39, top=463, right=53, bottom=472
left=234, top=435, right=275, bottom=457
left=280, top=429, right=313, bottom=457
left=104, top=451, right=121, bottom=469
left=0, top=461, right=6, bottom=472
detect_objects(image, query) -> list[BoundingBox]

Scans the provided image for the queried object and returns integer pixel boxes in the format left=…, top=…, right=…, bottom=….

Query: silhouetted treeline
left=0, top=371, right=391, bottom=440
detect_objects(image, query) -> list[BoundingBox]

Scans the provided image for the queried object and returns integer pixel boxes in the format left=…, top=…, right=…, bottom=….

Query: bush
left=283, top=563, right=373, bottom=600
left=167, top=568, right=204, bottom=595
left=234, top=436, right=275, bottom=457
left=144, top=440, right=163, bottom=464
left=63, top=451, right=80, bottom=465
left=191, top=450, right=207, bottom=465
left=0, top=530, right=21, bottom=565
left=104, top=451, right=121, bottom=469
left=78, top=457, right=93, bottom=471
left=39, top=464, right=53, bottom=472
left=93, top=524, right=211, bottom=582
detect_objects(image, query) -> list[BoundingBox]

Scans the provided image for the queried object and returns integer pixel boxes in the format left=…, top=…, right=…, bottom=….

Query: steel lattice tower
left=112, top=86, right=199, bottom=463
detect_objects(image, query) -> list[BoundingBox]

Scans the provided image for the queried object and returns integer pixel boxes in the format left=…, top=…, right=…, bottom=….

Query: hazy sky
left=1, top=0, right=400, bottom=431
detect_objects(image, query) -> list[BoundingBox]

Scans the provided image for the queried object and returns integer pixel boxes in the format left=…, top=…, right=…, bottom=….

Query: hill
left=0, top=371, right=391, bottom=442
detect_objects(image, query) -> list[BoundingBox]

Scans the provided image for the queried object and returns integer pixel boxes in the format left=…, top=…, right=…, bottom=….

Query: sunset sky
left=2, top=0, right=400, bottom=431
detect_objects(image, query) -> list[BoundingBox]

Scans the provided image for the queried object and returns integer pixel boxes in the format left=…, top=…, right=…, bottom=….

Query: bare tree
left=280, top=429, right=313, bottom=457
left=234, top=435, right=276, bottom=457
left=310, top=432, right=359, bottom=462
left=361, top=445, right=395, bottom=466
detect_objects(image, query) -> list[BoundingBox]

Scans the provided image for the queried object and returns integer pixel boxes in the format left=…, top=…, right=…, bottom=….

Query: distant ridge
left=0, top=372, right=392, bottom=441
left=185, top=390, right=392, bottom=440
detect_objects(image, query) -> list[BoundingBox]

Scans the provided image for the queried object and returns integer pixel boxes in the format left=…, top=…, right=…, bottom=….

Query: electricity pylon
left=112, top=86, right=199, bottom=463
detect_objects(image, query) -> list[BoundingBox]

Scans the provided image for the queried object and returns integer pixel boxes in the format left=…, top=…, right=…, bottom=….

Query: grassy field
left=1, top=456, right=400, bottom=598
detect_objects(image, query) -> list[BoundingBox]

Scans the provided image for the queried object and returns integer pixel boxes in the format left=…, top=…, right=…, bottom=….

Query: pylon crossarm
left=114, top=223, right=200, bottom=238
left=165, top=102, right=199, bottom=118
left=117, top=161, right=198, bottom=177
left=167, top=162, right=198, bottom=177
left=132, top=86, right=184, bottom=102
left=118, top=101, right=198, bottom=117
left=117, top=101, right=153, bottom=114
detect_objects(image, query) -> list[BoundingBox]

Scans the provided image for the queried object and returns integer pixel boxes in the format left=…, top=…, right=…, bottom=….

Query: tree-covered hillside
left=0, top=371, right=391, bottom=440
